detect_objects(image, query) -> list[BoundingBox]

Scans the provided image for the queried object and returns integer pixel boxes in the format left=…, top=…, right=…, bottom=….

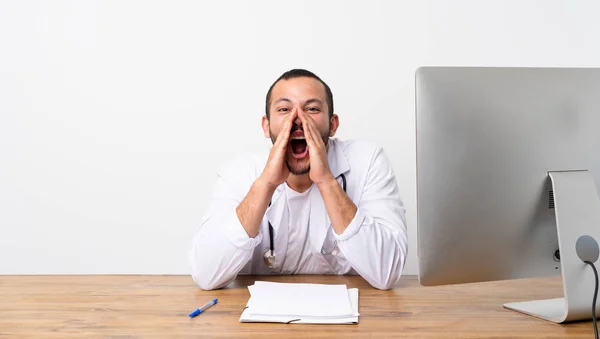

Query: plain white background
left=1, top=0, right=600, bottom=275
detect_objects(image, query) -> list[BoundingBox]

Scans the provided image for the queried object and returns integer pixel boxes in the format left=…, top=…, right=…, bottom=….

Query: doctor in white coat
left=189, top=69, right=408, bottom=290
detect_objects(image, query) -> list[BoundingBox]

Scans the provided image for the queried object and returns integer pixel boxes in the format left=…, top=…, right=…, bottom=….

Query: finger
left=307, top=120, right=325, bottom=151
left=301, top=111, right=320, bottom=141
left=299, top=111, right=324, bottom=149
left=281, top=108, right=299, bottom=143
left=298, top=111, right=319, bottom=152
left=298, top=109, right=316, bottom=131
left=274, top=109, right=297, bottom=149
left=274, top=122, right=291, bottom=152
left=297, top=110, right=312, bottom=141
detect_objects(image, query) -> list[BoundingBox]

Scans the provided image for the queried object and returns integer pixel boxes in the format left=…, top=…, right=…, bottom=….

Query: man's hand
left=258, top=108, right=297, bottom=189
left=298, top=109, right=334, bottom=185
left=235, top=109, right=297, bottom=238
left=299, top=109, right=357, bottom=234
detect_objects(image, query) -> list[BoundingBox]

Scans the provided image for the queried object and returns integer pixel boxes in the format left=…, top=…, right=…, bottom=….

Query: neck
left=286, top=173, right=313, bottom=193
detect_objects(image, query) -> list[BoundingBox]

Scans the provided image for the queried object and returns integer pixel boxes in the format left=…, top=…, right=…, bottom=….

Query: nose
left=293, top=107, right=302, bottom=125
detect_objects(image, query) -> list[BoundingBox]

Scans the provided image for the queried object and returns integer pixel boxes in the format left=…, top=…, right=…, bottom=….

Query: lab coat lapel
left=328, top=138, right=350, bottom=180
left=265, top=184, right=288, bottom=272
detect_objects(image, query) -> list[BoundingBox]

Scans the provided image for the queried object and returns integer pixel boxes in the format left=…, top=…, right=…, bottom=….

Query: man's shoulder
left=332, top=138, right=393, bottom=177
left=334, top=138, right=385, bottom=161
left=335, top=138, right=381, bottom=151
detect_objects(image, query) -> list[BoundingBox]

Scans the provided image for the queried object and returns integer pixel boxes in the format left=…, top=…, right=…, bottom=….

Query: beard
left=285, top=158, right=310, bottom=176
left=270, top=124, right=329, bottom=176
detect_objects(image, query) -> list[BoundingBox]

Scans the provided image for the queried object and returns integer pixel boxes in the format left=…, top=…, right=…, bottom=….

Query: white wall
left=1, top=0, right=600, bottom=275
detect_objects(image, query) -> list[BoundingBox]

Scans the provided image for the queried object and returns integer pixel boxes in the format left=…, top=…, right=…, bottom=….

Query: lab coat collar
left=327, top=138, right=350, bottom=179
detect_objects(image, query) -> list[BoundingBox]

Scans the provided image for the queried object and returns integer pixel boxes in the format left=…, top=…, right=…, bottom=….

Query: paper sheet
left=239, top=281, right=360, bottom=324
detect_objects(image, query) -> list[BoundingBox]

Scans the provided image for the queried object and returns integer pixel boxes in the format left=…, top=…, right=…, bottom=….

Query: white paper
left=239, top=281, right=360, bottom=324
left=248, top=281, right=353, bottom=318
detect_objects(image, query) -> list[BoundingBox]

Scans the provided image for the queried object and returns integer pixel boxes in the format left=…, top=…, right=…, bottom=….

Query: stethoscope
left=263, top=173, right=347, bottom=268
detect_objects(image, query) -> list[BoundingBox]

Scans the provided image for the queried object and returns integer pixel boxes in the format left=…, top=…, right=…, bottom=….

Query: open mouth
left=289, top=137, right=308, bottom=159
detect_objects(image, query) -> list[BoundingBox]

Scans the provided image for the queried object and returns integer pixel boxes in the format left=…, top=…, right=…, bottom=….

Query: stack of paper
left=239, top=281, right=359, bottom=324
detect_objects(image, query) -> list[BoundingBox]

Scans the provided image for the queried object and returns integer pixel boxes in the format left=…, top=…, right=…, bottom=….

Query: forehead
left=271, top=77, right=327, bottom=104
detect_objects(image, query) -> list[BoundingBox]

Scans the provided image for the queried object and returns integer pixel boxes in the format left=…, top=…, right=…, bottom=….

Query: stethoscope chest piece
left=263, top=249, right=275, bottom=268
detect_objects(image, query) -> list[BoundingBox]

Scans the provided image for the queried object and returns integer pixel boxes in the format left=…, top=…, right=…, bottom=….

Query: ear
left=262, top=115, right=270, bottom=138
left=328, top=114, right=339, bottom=137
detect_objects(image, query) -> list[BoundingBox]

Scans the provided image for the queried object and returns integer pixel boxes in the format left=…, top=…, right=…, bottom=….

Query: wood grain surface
left=0, top=274, right=595, bottom=338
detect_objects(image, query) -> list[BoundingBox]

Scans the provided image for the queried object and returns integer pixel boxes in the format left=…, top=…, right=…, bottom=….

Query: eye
left=278, top=107, right=290, bottom=112
left=307, top=107, right=321, bottom=112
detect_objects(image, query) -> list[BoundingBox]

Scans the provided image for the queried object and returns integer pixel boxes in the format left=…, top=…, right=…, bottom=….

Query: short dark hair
left=265, top=69, right=334, bottom=119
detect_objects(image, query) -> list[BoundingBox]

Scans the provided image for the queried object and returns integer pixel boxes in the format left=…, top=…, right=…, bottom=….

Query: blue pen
left=189, top=298, right=218, bottom=318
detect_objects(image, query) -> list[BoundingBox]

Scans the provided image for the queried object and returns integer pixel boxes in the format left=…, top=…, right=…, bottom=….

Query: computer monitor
left=415, top=66, right=600, bottom=323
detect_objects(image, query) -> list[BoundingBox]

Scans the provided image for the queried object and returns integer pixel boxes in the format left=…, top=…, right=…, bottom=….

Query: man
left=188, top=69, right=408, bottom=290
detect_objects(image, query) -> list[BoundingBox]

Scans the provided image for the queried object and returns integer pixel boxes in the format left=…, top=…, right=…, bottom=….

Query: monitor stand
left=503, top=170, right=600, bottom=323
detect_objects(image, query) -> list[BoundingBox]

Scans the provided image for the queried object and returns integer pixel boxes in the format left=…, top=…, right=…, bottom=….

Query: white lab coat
left=188, top=138, right=408, bottom=290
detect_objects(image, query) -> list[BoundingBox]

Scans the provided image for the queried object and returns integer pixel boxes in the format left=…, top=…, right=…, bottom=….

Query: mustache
left=291, top=124, right=304, bottom=133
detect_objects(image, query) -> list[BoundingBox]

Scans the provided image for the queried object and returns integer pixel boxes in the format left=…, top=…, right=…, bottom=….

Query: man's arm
left=189, top=111, right=297, bottom=290
left=189, top=171, right=284, bottom=291
left=188, top=170, right=265, bottom=290
left=299, top=111, right=408, bottom=290
left=300, top=109, right=358, bottom=234
left=236, top=178, right=276, bottom=238
left=329, top=146, right=408, bottom=290
left=317, top=178, right=357, bottom=235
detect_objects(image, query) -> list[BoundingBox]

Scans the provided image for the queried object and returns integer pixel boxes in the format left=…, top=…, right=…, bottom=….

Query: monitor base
left=503, top=170, right=600, bottom=323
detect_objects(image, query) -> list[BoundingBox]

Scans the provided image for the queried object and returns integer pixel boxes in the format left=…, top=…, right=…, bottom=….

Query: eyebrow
left=304, top=98, right=323, bottom=106
left=273, top=98, right=324, bottom=105
left=274, top=98, right=292, bottom=105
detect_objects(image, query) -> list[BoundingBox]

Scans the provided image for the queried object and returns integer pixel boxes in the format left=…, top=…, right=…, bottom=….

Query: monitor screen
left=416, top=67, right=600, bottom=286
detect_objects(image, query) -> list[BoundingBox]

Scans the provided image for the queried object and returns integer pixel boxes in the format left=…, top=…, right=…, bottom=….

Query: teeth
left=291, top=136, right=305, bottom=140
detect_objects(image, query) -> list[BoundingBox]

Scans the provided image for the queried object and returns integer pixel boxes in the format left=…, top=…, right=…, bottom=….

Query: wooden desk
left=0, top=275, right=594, bottom=338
